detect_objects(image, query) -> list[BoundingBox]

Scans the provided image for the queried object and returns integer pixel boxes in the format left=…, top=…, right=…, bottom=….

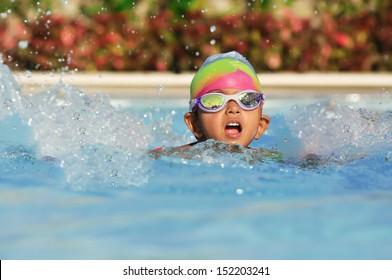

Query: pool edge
left=15, top=71, right=392, bottom=98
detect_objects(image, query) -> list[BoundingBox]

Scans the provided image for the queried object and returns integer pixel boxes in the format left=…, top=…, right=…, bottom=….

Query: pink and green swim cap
left=190, top=51, right=262, bottom=100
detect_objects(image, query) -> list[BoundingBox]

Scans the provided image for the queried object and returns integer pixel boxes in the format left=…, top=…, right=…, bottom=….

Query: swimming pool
left=1, top=63, right=391, bottom=259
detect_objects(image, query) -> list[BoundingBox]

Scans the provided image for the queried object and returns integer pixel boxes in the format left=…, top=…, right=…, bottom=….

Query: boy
left=183, top=51, right=270, bottom=148
left=152, top=51, right=275, bottom=160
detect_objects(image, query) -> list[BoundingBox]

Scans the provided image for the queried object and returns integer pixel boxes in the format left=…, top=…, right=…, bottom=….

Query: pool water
left=1, top=63, right=391, bottom=259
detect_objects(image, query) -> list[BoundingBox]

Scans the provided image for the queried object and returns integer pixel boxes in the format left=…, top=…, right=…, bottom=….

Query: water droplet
left=78, top=127, right=86, bottom=135
left=25, top=70, right=32, bottom=78
left=236, top=188, right=244, bottom=195
left=210, top=39, right=216, bottom=45
left=3, top=98, right=12, bottom=110
left=111, top=169, right=118, bottom=177
left=72, top=112, right=80, bottom=120
left=210, top=25, right=216, bottom=32
left=105, top=154, right=112, bottom=162
left=156, top=84, right=164, bottom=96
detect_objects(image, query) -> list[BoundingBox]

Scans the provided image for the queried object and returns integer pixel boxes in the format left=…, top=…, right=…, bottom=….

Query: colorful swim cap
left=190, top=51, right=262, bottom=100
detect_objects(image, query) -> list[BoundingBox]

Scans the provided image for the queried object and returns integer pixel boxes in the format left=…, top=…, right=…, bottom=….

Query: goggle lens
left=238, top=92, right=262, bottom=108
left=192, top=91, right=264, bottom=112
left=200, top=94, right=225, bottom=110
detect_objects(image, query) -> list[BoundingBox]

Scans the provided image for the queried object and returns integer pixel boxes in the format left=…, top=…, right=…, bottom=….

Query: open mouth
left=224, top=121, right=242, bottom=138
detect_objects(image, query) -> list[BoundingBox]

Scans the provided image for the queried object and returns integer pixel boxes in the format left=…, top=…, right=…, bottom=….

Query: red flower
left=60, top=26, right=75, bottom=47
left=2, top=35, right=16, bottom=50
left=104, top=31, right=122, bottom=45
left=334, top=32, right=353, bottom=48
left=112, top=56, right=125, bottom=70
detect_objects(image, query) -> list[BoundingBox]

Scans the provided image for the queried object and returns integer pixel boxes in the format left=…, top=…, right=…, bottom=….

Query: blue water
left=1, top=63, right=391, bottom=259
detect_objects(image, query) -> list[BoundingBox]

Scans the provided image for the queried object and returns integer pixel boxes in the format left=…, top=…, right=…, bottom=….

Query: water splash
left=284, top=99, right=392, bottom=161
left=0, top=62, right=151, bottom=190
left=153, top=139, right=282, bottom=168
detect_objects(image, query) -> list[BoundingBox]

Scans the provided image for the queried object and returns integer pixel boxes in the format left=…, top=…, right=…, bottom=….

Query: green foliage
left=0, top=0, right=53, bottom=17
left=247, top=0, right=297, bottom=11
left=102, top=0, right=137, bottom=12
left=314, top=0, right=388, bottom=17
left=0, top=0, right=24, bottom=17
left=168, top=0, right=196, bottom=18
left=80, top=0, right=138, bottom=16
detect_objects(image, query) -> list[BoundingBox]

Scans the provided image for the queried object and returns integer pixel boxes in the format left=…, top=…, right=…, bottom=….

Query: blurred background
left=1, top=0, right=391, bottom=73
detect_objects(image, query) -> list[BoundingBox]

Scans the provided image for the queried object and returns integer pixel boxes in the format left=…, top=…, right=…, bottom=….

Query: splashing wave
left=1, top=63, right=151, bottom=189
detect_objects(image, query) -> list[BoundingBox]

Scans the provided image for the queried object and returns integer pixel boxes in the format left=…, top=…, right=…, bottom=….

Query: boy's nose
left=226, top=100, right=241, bottom=114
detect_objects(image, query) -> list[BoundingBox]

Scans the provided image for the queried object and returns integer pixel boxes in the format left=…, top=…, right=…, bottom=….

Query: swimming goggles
left=190, top=90, right=264, bottom=113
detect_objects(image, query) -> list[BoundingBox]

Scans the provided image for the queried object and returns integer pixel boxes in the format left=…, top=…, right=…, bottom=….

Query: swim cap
left=190, top=51, right=262, bottom=100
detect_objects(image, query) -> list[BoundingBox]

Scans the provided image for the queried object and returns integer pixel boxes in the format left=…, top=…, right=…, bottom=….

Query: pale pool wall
left=15, top=72, right=392, bottom=98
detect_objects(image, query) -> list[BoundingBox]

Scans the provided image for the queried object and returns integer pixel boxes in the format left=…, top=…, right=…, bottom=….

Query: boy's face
left=184, top=88, right=270, bottom=147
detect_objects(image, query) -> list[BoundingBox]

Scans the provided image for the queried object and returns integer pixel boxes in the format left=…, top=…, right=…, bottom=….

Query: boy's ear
left=184, top=112, right=204, bottom=139
left=254, top=115, right=270, bottom=140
